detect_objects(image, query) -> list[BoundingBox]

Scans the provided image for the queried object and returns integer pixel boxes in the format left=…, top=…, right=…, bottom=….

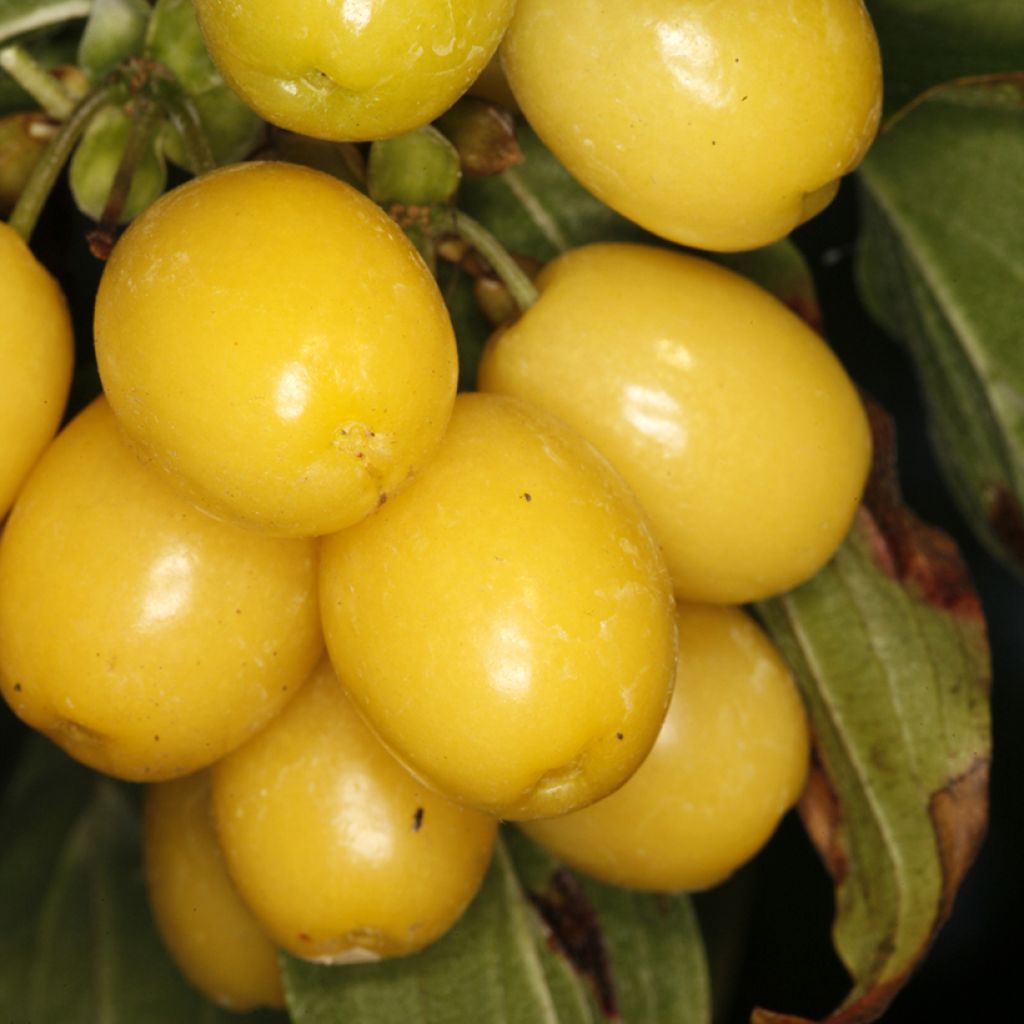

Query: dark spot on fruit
left=412, top=807, right=424, bottom=831
left=299, top=932, right=312, bottom=943
left=13, top=683, right=21, bottom=692
left=522, top=492, right=532, bottom=502
left=378, top=492, right=388, bottom=507
left=356, top=452, right=364, bottom=459
left=616, top=732, right=624, bottom=740
left=154, top=734, right=160, bottom=741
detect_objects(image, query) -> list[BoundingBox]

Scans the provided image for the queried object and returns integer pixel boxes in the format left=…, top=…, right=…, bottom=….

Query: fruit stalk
left=0, top=44, right=75, bottom=120
left=87, top=93, right=162, bottom=258
left=7, top=80, right=118, bottom=241
left=453, top=210, right=539, bottom=312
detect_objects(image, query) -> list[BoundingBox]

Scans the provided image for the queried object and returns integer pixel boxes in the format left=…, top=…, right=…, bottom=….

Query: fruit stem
left=0, top=44, right=76, bottom=121
left=453, top=210, right=539, bottom=312
left=6, top=79, right=118, bottom=243
left=87, top=93, right=162, bottom=259
left=147, top=75, right=216, bottom=176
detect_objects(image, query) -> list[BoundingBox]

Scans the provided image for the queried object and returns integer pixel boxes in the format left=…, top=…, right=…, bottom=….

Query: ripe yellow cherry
left=210, top=659, right=498, bottom=962
left=501, top=0, right=882, bottom=251
left=194, top=0, right=516, bottom=142
left=144, top=772, right=284, bottom=1011
left=320, top=392, right=677, bottom=820
left=94, top=161, right=457, bottom=536
left=478, top=244, right=871, bottom=604
left=522, top=604, right=810, bottom=891
left=0, top=398, right=322, bottom=780
left=0, top=221, right=73, bottom=520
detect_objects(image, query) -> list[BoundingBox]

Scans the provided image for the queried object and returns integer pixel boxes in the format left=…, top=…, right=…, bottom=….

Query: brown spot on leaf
left=930, top=757, right=989, bottom=923
left=753, top=973, right=910, bottom=1024
left=528, top=869, right=618, bottom=1018
left=988, top=488, right=1024, bottom=565
left=797, top=756, right=849, bottom=886
left=861, top=401, right=982, bottom=621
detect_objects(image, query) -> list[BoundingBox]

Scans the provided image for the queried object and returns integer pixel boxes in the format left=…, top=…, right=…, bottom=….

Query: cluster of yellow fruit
left=0, top=0, right=883, bottom=1013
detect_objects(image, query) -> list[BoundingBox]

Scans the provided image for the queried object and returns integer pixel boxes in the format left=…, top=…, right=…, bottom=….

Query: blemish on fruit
left=616, top=732, right=624, bottom=740
left=13, top=683, right=21, bottom=692
left=522, top=492, right=532, bottom=502
left=412, top=807, right=424, bottom=831
left=298, top=932, right=312, bottom=943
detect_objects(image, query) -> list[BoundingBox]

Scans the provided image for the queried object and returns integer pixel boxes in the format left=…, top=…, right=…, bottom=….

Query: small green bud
left=367, top=126, right=461, bottom=207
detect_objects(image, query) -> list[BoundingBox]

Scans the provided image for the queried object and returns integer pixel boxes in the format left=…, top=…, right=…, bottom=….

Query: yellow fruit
left=522, top=603, right=810, bottom=891
left=194, top=0, right=516, bottom=141
left=144, top=772, right=284, bottom=1011
left=478, top=244, right=871, bottom=604
left=210, top=659, right=497, bottom=962
left=0, top=398, right=322, bottom=780
left=502, top=0, right=882, bottom=251
left=0, top=221, right=73, bottom=520
left=94, top=161, right=457, bottom=536
left=320, top=392, right=677, bottom=820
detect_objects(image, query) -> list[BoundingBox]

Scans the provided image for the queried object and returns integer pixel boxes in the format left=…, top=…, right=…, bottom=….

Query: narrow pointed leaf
left=754, top=407, right=991, bottom=1024
left=282, top=831, right=710, bottom=1024
left=856, top=80, right=1024, bottom=576
left=77, top=0, right=148, bottom=81
left=866, top=0, right=1024, bottom=114
left=0, top=736, right=286, bottom=1024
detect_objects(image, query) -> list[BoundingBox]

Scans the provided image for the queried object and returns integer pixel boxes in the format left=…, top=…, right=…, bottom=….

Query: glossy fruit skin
left=94, top=161, right=457, bottom=536
left=522, top=603, right=810, bottom=891
left=0, top=221, right=73, bottom=520
left=320, top=392, right=677, bottom=820
left=194, top=0, right=516, bottom=142
left=210, top=658, right=498, bottom=963
left=478, top=244, right=871, bottom=604
left=0, top=398, right=322, bottom=780
left=502, top=0, right=882, bottom=251
left=144, top=772, right=284, bottom=1010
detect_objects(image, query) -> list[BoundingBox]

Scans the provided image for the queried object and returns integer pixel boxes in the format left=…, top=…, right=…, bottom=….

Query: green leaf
left=144, top=0, right=220, bottom=96
left=856, top=80, right=1024, bottom=576
left=160, top=82, right=265, bottom=169
left=69, top=101, right=166, bottom=222
left=146, top=0, right=263, bottom=167
left=77, top=0, right=148, bottom=81
left=866, top=0, right=1024, bottom=114
left=282, top=831, right=710, bottom=1024
left=458, top=122, right=653, bottom=262
left=754, top=408, right=991, bottom=1024
left=0, top=735, right=286, bottom=1023
left=0, top=0, right=91, bottom=48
